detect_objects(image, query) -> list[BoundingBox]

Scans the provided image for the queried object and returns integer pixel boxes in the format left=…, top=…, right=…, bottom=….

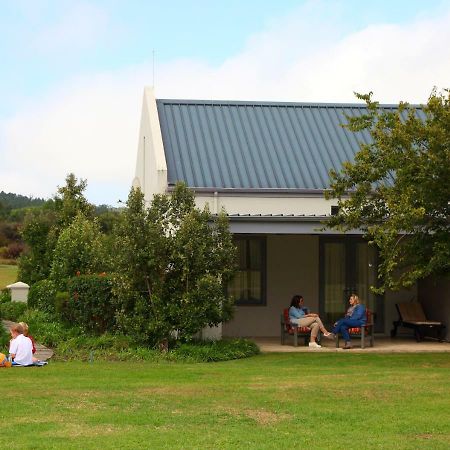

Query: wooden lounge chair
left=335, top=308, right=374, bottom=349
left=280, top=309, right=321, bottom=347
left=391, top=302, right=446, bottom=342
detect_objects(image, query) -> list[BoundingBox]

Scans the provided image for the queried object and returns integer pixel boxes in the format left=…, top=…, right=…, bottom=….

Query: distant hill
left=0, top=191, right=47, bottom=209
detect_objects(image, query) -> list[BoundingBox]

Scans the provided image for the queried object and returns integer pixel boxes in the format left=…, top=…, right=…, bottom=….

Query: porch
left=251, top=335, right=450, bottom=353
left=223, top=233, right=416, bottom=338
left=221, top=219, right=449, bottom=341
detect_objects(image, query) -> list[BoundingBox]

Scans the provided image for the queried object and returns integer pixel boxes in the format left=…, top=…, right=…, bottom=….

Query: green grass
left=0, top=263, right=18, bottom=289
left=0, top=353, right=449, bottom=449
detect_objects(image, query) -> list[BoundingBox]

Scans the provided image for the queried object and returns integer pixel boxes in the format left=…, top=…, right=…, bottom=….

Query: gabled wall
left=133, top=87, right=167, bottom=202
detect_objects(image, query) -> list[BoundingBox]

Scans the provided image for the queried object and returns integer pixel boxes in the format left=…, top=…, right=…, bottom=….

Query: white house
left=133, top=87, right=448, bottom=340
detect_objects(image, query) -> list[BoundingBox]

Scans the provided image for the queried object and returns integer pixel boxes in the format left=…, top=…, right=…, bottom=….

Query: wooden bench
left=391, top=302, right=446, bottom=342
left=335, top=308, right=374, bottom=349
left=280, top=308, right=321, bottom=347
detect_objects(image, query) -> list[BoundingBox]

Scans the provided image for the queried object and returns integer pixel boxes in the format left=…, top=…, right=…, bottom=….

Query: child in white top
left=9, top=323, right=33, bottom=366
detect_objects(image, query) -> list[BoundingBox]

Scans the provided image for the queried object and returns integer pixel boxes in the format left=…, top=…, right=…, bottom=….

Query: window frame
left=229, top=235, right=267, bottom=306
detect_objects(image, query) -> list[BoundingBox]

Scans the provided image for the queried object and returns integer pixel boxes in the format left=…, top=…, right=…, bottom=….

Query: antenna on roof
left=152, top=49, right=155, bottom=88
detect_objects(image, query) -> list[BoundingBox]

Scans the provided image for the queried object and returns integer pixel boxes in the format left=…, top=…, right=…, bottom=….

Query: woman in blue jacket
left=332, top=294, right=366, bottom=349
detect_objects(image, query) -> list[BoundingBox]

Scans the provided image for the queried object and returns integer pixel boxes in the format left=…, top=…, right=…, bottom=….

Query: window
left=228, top=236, right=266, bottom=305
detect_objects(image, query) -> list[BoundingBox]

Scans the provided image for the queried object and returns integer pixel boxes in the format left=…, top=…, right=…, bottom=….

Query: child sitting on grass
left=9, top=323, right=33, bottom=366
left=19, top=322, right=37, bottom=361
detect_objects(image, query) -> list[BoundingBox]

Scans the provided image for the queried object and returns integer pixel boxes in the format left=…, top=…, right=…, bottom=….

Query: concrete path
left=2, top=320, right=54, bottom=361
left=252, top=336, right=450, bottom=353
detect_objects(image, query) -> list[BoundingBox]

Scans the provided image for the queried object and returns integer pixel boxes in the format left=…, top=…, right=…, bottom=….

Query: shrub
left=27, top=279, right=57, bottom=313
left=172, top=339, right=260, bottom=362
left=0, top=292, right=260, bottom=364
left=0, top=325, right=10, bottom=353
left=66, top=275, right=115, bottom=333
left=0, top=301, right=27, bottom=321
left=0, top=242, right=25, bottom=259
left=19, top=309, right=82, bottom=348
left=54, top=291, right=70, bottom=317
left=52, top=337, right=259, bottom=363
left=0, top=290, right=11, bottom=303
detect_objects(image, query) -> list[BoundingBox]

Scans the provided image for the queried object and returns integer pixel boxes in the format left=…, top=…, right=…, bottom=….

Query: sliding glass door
left=319, top=237, right=383, bottom=331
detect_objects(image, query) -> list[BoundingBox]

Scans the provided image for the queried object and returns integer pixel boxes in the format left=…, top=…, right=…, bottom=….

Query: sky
left=1, top=0, right=449, bottom=206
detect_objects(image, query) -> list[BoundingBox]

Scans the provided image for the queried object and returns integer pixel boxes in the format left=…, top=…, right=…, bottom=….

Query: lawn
left=0, top=263, right=18, bottom=289
left=0, top=353, right=449, bottom=449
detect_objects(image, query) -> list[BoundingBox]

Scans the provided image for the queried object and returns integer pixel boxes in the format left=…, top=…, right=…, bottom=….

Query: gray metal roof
left=156, top=99, right=424, bottom=191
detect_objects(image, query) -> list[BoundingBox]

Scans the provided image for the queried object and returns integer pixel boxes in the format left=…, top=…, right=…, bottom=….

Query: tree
left=18, top=208, right=56, bottom=284
left=50, top=213, right=107, bottom=290
left=113, top=183, right=236, bottom=346
left=18, top=173, right=95, bottom=284
left=53, top=173, right=94, bottom=228
left=325, top=89, right=450, bottom=292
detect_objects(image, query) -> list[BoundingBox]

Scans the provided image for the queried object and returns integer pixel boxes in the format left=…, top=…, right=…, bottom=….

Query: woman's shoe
left=308, top=342, right=322, bottom=348
left=324, top=332, right=336, bottom=339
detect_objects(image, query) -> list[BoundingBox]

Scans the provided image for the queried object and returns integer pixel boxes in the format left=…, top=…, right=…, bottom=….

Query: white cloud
left=1, top=3, right=449, bottom=204
left=153, top=5, right=450, bottom=104
left=32, top=2, right=109, bottom=53
left=0, top=69, right=147, bottom=204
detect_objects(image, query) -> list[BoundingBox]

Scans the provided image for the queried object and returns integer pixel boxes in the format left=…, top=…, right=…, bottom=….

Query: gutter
left=166, top=185, right=329, bottom=197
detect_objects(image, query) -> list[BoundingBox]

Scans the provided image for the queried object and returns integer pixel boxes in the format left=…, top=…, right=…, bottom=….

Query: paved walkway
left=2, top=320, right=54, bottom=361
left=252, top=335, right=450, bottom=353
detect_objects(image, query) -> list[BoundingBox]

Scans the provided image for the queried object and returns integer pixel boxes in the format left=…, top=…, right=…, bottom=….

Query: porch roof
left=221, top=213, right=363, bottom=235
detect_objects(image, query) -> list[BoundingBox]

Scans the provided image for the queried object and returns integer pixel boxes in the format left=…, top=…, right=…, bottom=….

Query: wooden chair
left=335, top=308, right=374, bottom=349
left=280, top=308, right=321, bottom=347
left=391, top=302, right=446, bottom=342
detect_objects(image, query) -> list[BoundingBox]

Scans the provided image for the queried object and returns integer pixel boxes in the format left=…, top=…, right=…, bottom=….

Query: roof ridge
left=156, top=99, right=412, bottom=108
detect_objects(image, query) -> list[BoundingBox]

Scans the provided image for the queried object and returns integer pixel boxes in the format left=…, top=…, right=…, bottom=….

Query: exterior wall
left=419, top=276, right=450, bottom=341
left=221, top=233, right=419, bottom=339
left=195, top=193, right=336, bottom=216
left=222, top=235, right=319, bottom=337
left=384, top=286, right=418, bottom=336
left=133, top=87, right=167, bottom=202
left=201, top=323, right=222, bottom=340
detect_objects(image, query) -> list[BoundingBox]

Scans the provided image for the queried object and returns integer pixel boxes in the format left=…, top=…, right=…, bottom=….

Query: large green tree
left=17, top=207, right=56, bottom=284
left=50, top=213, right=107, bottom=289
left=53, top=173, right=94, bottom=228
left=18, top=173, right=95, bottom=284
left=326, top=89, right=450, bottom=292
left=113, top=183, right=236, bottom=346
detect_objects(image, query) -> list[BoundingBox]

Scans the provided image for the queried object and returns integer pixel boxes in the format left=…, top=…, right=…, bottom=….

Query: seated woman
left=19, top=322, right=38, bottom=363
left=289, top=294, right=334, bottom=348
left=332, top=294, right=366, bottom=349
